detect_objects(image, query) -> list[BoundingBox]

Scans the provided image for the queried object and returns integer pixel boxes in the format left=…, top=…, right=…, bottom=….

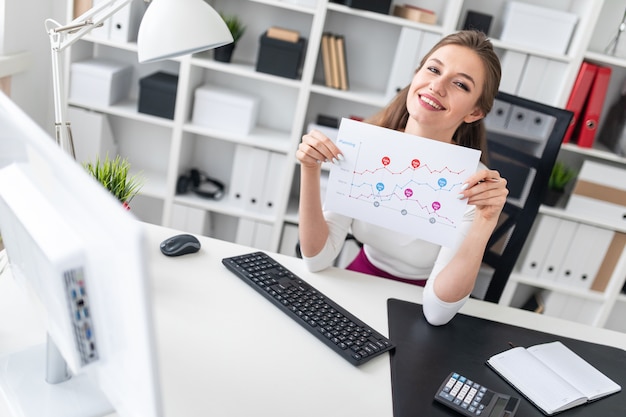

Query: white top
left=303, top=163, right=487, bottom=326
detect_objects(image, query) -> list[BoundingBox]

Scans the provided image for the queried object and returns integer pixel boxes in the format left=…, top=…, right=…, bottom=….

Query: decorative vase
left=214, top=43, right=236, bottom=63
left=543, top=189, right=564, bottom=207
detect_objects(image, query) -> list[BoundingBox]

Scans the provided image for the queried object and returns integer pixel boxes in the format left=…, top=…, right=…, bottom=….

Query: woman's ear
left=464, top=107, right=485, bottom=124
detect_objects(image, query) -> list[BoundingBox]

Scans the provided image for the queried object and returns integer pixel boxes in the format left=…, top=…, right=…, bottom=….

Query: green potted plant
left=83, top=155, right=143, bottom=210
left=545, top=161, right=577, bottom=206
left=213, top=13, right=246, bottom=63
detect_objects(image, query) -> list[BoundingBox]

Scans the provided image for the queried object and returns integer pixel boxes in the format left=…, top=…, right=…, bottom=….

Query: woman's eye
left=454, top=81, right=469, bottom=91
left=427, top=66, right=440, bottom=74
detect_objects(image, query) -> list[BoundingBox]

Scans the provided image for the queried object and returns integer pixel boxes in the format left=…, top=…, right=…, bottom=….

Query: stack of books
left=320, top=33, right=349, bottom=90
left=266, top=26, right=300, bottom=43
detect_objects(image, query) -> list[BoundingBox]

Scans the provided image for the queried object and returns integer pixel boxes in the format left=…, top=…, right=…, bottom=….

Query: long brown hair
left=368, top=31, right=501, bottom=163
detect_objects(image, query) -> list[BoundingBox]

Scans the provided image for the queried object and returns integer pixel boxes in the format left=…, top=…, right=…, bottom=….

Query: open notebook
left=487, top=341, right=621, bottom=415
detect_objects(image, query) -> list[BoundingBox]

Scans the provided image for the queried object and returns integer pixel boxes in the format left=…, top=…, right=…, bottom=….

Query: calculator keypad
left=437, top=373, right=494, bottom=415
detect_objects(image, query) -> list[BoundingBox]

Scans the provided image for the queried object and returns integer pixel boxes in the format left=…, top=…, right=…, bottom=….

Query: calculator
left=434, top=372, right=519, bottom=417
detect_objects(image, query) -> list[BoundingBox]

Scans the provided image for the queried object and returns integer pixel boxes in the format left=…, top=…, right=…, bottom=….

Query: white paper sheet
left=323, top=119, right=481, bottom=247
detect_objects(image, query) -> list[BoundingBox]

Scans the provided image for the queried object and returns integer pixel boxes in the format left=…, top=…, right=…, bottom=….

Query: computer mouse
left=160, top=233, right=201, bottom=257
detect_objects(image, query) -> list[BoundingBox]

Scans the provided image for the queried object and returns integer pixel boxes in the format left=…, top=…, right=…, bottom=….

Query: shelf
left=69, top=99, right=176, bottom=128
left=560, top=143, right=626, bottom=166
left=585, top=50, right=626, bottom=68
left=327, top=2, right=445, bottom=33
left=538, top=205, right=626, bottom=234
left=173, top=194, right=277, bottom=224
left=509, top=273, right=607, bottom=302
left=190, top=56, right=304, bottom=88
left=82, top=35, right=139, bottom=54
left=183, top=123, right=292, bottom=154
left=490, top=39, right=574, bottom=63
left=249, top=0, right=317, bottom=14
left=310, top=83, right=388, bottom=107
left=0, top=51, right=32, bottom=78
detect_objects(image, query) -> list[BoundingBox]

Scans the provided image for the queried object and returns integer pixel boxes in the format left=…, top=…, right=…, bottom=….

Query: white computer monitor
left=0, top=91, right=162, bottom=417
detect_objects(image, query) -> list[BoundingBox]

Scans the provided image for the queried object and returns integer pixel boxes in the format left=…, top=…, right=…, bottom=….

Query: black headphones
left=176, top=168, right=225, bottom=200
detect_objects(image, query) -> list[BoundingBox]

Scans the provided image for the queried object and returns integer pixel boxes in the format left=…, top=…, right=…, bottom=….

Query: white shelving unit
left=499, top=205, right=626, bottom=328
left=62, top=0, right=626, bottom=330
left=500, top=0, right=626, bottom=332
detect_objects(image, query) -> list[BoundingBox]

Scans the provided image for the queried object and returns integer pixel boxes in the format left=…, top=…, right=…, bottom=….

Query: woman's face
left=405, top=44, right=486, bottom=142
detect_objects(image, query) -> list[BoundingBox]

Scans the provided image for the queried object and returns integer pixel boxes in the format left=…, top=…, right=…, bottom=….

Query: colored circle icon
left=438, top=178, right=447, bottom=188
left=401, top=209, right=407, bottom=216
left=404, top=188, right=413, bottom=198
left=432, top=201, right=441, bottom=211
left=381, top=156, right=390, bottom=166
left=376, top=182, right=385, bottom=192
left=429, top=218, right=436, bottom=224
left=411, top=159, right=420, bottom=169
left=374, top=201, right=380, bottom=207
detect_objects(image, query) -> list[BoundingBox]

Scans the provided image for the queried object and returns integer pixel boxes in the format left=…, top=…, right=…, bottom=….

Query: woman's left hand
left=458, top=169, right=508, bottom=221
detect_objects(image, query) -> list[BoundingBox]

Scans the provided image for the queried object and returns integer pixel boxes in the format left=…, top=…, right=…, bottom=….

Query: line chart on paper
left=323, top=118, right=481, bottom=247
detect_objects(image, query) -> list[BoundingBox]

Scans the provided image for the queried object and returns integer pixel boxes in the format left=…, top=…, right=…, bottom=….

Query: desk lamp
left=45, top=0, right=233, bottom=157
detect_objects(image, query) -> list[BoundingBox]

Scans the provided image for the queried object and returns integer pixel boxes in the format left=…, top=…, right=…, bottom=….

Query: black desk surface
left=387, top=298, right=626, bottom=417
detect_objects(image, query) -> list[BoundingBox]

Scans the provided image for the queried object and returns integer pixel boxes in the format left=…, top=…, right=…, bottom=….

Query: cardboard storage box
left=500, top=2, right=578, bottom=55
left=69, top=58, right=132, bottom=106
left=256, top=34, right=305, bottom=79
left=392, top=5, right=437, bottom=25
left=191, top=84, right=259, bottom=135
left=138, top=72, right=178, bottom=119
left=565, top=160, right=626, bottom=225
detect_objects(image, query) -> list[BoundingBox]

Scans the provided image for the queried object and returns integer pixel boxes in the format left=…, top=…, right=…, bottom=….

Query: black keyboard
left=222, top=251, right=395, bottom=366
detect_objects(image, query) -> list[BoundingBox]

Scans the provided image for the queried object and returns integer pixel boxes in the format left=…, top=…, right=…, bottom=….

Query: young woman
left=295, top=31, right=509, bottom=326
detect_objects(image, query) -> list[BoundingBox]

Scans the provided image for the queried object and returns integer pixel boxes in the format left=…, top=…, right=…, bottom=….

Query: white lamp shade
left=137, top=0, right=234, bottom=63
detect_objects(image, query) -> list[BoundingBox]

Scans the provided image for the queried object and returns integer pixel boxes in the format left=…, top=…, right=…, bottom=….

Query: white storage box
left=191, top=85, right=260, bottom=135
left=69, top=58, right=133, bottom=106
left=500, top=2, right=578, bottom=55
left=565, top=160, right=626, bottom=226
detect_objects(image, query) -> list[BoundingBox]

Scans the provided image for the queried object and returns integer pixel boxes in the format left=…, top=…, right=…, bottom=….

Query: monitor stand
left=0, top=338, right=113, bottom=417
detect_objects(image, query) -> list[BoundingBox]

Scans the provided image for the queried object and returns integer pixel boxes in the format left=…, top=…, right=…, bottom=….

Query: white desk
left=1, top=222, right=626, bottom=416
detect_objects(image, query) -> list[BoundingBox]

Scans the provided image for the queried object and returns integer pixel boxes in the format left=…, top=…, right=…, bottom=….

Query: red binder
left=577, top=65, right=612, bottom=148
left=562, top=62, right=597, bottom=144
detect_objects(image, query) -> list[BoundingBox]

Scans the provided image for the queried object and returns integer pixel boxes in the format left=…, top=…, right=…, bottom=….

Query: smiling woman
left=296, top=30, right=508, bottom=326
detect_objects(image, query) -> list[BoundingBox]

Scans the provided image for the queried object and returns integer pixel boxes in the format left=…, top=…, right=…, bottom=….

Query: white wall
left=1, top=0, right=66, bottom=134
left=0, top=1, right=5, bottom=49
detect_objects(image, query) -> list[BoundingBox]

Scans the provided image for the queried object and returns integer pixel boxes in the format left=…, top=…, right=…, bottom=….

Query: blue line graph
left=323, top=119, right=481, bottom=247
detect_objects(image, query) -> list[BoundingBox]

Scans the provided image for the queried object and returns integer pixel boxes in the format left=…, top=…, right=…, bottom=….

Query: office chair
left=295, top=92, right=572, bottom=303
left=478, top=91, right=572, bottom=302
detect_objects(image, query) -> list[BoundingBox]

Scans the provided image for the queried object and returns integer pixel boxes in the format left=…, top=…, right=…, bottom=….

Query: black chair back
left=480, top=91, right=573, bottom=302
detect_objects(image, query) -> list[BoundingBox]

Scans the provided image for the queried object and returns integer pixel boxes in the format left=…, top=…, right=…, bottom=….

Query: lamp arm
left=46, top=0, right=137, bottom=52
left=46, top=0, right=142, bottom=157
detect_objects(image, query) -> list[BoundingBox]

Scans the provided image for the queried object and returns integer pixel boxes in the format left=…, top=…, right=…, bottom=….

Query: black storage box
left=256, top=34, right=306, bottom=79
left=463, top=10, right=493, bottom=35
left=138, top=71, right=178, bottom=119
left=331, top=0, right=392, bottom=15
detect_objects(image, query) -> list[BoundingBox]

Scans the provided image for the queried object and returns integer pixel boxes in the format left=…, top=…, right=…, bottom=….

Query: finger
left=462, top=169, right=502, bottom=190
left=297, top=141, right=327, bottom=166
left=305, top=129, right=344, bottom=163
left=458, top=177, right=508, bottom=202
left=466, top=184, right=509, bottom=206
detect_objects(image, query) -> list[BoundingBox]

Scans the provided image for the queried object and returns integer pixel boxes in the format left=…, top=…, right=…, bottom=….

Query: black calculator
left=434, top=372, right=519, bottom=417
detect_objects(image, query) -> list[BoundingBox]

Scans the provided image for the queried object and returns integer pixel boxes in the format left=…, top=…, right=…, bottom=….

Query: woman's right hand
left=296, top=129, right=344, bottom=169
